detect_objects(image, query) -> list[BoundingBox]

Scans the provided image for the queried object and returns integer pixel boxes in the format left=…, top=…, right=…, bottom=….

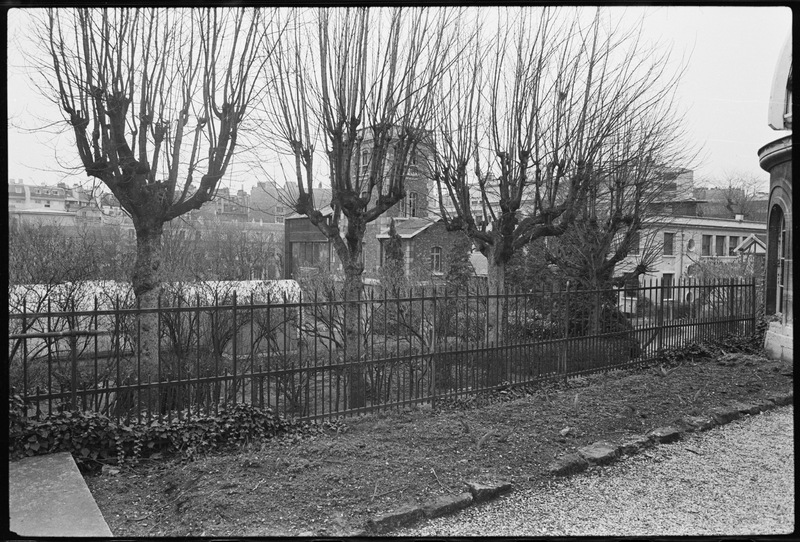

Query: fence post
left=728, top=279, right=735, bottom=333
left=562, top=282, right=570, bottom=380
left=657, top=279, right=665, bottom=354
left=70, top=331, right=78, bottom=411
left=751, top=278, right=757, bottom=334
left=232, top=291, right=238, bottom=405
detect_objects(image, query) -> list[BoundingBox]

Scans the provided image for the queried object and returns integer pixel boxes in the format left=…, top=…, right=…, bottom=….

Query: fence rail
left=8, top=278, right=757, bottom=423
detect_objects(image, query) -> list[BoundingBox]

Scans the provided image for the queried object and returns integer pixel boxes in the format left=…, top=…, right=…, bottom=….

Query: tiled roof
left=377, top=218, right=438, bottom=239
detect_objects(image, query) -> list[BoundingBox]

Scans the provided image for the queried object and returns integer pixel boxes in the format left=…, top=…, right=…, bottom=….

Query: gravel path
left=399, top=406, right=794, bottom=537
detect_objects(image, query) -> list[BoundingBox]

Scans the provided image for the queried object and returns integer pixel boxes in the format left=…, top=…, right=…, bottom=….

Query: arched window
left=431, top=246, right=442, bottom=273
left=766, top=205, right=786, bottom=315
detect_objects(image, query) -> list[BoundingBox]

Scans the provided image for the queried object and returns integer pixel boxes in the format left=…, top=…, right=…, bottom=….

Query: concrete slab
left=9, top=452, right=113, bottom=537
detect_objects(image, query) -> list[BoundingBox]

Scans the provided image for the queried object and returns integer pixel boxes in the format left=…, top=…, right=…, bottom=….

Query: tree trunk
left=131, top=224, right=164, bottom=379
left=343, top=262, right=367, bottom=409
left=485, top=250, right=508, bottom=386
left=486, top=249, right=507, bottom=345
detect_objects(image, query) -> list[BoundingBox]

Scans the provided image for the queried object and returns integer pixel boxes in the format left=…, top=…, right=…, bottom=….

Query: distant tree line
left=8, top=222, right=283, bottom=286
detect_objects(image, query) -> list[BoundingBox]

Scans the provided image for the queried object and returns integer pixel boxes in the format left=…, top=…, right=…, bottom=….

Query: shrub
left=8, top=395, right=317, bottom=470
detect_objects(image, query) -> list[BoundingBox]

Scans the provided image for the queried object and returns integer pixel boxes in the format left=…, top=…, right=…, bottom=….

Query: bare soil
left=85, top=353, right=793, bottom=537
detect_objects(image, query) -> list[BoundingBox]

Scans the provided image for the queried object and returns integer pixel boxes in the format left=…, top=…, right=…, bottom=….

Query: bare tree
left=431, top=7, right=688, bottom=342
left=546, top=102, right=695, bottom=293
left=37, top=7, right=280, bottom=372
left=262, top=7, right=461, bottom=407
left=264, top=7, right=459, bottom=294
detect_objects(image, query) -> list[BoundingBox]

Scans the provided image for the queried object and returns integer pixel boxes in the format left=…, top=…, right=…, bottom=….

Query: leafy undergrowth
left=85, top=349, right=792, bottom=537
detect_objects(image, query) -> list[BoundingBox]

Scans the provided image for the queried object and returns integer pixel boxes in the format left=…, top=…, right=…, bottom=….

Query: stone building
left=283, top=128, right=474, bottom=283
left=757, top=32, right=792, bottom=361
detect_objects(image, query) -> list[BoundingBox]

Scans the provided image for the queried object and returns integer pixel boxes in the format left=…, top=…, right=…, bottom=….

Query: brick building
left=283, top=128, right=474, bottom=283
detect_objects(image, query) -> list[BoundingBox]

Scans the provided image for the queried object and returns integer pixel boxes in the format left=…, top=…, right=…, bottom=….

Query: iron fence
left=8, top=278, right=757, bottom=423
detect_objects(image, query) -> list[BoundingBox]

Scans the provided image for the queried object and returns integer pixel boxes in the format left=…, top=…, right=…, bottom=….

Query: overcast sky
left=6, top=6, right=792, bottom=192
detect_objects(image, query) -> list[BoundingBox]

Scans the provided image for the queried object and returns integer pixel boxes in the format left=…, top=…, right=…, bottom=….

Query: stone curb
left=363, top=481, right=510, bottom=534
left=361, top=390, right=793, bottom=535
left=545, top=389, right=793, bottom=479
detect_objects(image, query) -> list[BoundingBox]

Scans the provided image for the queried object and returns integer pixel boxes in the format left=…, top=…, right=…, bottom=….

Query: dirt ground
left=85, top=352, right=793, bottom=537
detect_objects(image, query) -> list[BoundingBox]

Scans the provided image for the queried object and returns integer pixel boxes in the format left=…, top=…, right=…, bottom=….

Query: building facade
left=8, top=177, right=288, bottom=280
left=283, top=129, right=473, bottom=283
left=758, top=32, right=792, bottom=362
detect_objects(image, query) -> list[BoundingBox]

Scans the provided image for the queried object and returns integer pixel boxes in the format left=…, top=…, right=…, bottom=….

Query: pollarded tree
left=432, top=7, right=688, bottom=342
left=545, top=102, right=696, bottom=294
left=37, top=7, right=281, bottom=372
left=263, top=7, right=463, bottom=407
left=264, top=7, right=461, bottom=298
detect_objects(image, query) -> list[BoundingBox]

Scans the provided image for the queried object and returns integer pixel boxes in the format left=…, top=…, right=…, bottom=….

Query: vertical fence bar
left=329, top=292, right=335, bottom=416
left=93, top=296, right=99, bottom=412
left=657, top=278, right=664, bottom=354
left=314, top=290, right=319, bottom=419
left=232, top=292, right=238, bottom=407
left=562, top=283, right=570, bottom=380
left=195, top=292, right=201, bottom=419
left=47, top=298, right=53, bottom=416
left=431, top=287, right=437, bottom=408
left=22, top=299, right=28, bottom=411
left=70, top=329, right=78, bottom=411
left=250, top=293, right=255, bottom=408
left=751, top=278, right=757, bottom=335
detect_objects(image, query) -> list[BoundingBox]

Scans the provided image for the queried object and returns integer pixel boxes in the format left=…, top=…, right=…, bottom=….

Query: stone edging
left=546, top=390, right=794, bottom=477
left=356, top=389, right=793, bottom=536
left=360, top=480, right=512, bottom=535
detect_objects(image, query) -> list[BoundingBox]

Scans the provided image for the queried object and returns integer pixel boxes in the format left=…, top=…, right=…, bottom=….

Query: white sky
left=6, top=6, right=792, bottom=193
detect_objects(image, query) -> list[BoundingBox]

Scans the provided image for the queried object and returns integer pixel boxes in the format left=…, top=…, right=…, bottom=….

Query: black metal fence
left=8, top=279, right=757, bottom=423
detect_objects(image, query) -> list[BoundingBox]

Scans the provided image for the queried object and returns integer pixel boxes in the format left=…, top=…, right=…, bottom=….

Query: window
left=408, top=192, right=418, bottom=217
left=777, top=215, right=787, bottom=313
left=663, top=232, right=675, bottom=256
left=715, top=236, right=725, bottom=256
left=663, top=181, right=677, bottom=191
left=628, top=231, right=640, bottom=255
left=701, top=235, right=712, bottom=256
left=431, top=246, right=442, bottom=274
left=623, top=275, right=640, bottom=297
left=44, top=200, right=51, bottom=208
left=661, top=273, right=674, bottom=300
left=276, top=206, right=285, bottom=223
left=471, top=197, right=481, bottom=208
left=360, top=150, right=371, bottom=175
left=728, top=236, right=739, bottom=256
